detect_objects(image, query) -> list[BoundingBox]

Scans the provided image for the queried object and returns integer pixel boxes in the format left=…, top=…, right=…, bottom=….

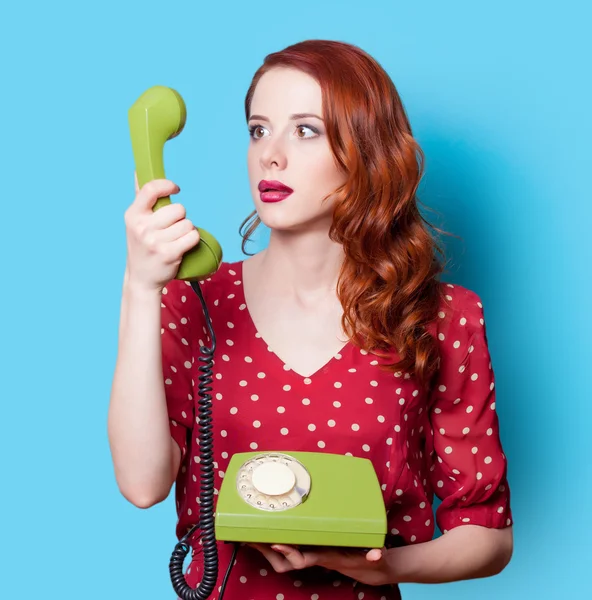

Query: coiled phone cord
left=168, top=280, right=238, bottom=600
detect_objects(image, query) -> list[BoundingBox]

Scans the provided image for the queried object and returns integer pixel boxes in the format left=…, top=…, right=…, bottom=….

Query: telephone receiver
left=127, top=86, right=386, bottom=600
left=128, top=85, right=223, bottom=281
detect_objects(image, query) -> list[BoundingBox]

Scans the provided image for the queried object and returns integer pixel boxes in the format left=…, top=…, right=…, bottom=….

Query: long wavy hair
left=240, top=40, right=454, bottom=391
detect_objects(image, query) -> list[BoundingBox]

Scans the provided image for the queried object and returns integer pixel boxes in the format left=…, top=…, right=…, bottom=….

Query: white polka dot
left=352, top=424, right=360, bottom=431
left=444, top=446, right=453, bottom=454
left=260, top=569, right=267, bottom=576
left=250, top=442, right=258, bottom=449
left=277, top=406, right=286, bottom=413
left=403, top=515, right=412, bottom=521
left=438, top=385, right=447, bottom=392
left=276, top=593, right=283, bottom=599
left=239, top=576, right=247, bottom=583
left=221, top=430, right=227, bottom=437
left=257, top=372, right=266, bottom=379
left=222, top=354, right=230, bottom=361
left=476, top=472, right=483, bottom=480
left=251, top=394, right=259, bottom=401
left=410, top=535, right=417, bottom=542
left=486, top=428, right=493, bottom=436
left=399, top=398, right=405, bottom=405
left=230, top=407, right=238, bottom=414
left=490, top=402, right=496, bottom=410
left=462, top=517, right=471, bottom=523
left=466, top=405, right=474, bottom=413
left=334, top=382, right=342, bottom=388
left=304, top=378, right=312, bottom=385
left=253, top=420, right=261, bottom=428
left=221, top=452, right=228, bottom=459
left=437, top=480, right=444, bottom=488
left=484, top=456, right=492, bottom=464
left=471, top=373, right=479, bottom=381
left=328, top=419, right=336, bottom=427
left=281, top=428, right=289, bottom=435
left=370, top=380, right=378, bottom=387
left=333, top=400, right=341, bottom=407
left=459, top=365, right=466, bottom=373
left=227, top=322, right=235, bottom=328
left=239, top=380, right=247, bottom=387
left=318, top=441, right=326, bottom=448
left=377, top=415, right=385, bottom=423
left=460, top=317, right=467, bottom=326
left=302, top=398, right=311, bottom=405
left=438, top=311, right=445, bottom=318
left=283, top=384, right=291, bottom=391
left=453, top=340, right=461, bottom=348
left=365, top=397, right=373, bottom=404
left=244, top=356, right=252, bottom=362
left=362, top=444, right=370, bottom=452
left=425, top=519, right=431, bottom=526
left=438, top=333, right=445, bottom=341
left=308, top=424, right=316, bottom=431
left=386, top=437, right=393, bottom=445
left=419, top=502, right=426, bottom=509
left=394, top=425, right=401, bottom=432
left=439, top=428, right=446, bottom=435
left=462, top=427, right=470, bottom=434
left=395, top=489, right=403, bottom=496
left=472, top=446, right=478, bottom=454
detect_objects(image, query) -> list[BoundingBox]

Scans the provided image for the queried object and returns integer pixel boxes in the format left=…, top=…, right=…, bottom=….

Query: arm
left=107, top=271, right=182, bottom=508
left=386, top=524, right=513, bottom=583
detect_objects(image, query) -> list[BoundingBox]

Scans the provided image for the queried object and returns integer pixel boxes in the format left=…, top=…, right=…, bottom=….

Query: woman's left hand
left=247, top=543, right=392, bottom=586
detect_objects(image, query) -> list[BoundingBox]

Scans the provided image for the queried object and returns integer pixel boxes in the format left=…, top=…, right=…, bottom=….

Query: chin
left=255, top=198, right=334, bottom=234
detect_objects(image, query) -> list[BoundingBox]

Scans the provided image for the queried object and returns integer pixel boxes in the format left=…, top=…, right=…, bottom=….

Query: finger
left=365, top=548, right=383, bottom=562
left=249, top=543, right=293, bottom=573
left=132, top=179, right=180, bottom=213
left=156, top=219, right=199, bottom=244
left=271, top=545, right=308, bottom=570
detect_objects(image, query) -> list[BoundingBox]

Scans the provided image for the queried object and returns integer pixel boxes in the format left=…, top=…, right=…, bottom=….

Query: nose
left=259, top=134, right=288, bottom=171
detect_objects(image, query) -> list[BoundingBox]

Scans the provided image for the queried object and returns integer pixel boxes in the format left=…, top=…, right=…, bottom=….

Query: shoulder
left=429, top=281, right=488, bottom=341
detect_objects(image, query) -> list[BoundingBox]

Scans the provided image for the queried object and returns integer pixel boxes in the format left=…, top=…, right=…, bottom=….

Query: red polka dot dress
left=161, top=261, right=512, bottom=599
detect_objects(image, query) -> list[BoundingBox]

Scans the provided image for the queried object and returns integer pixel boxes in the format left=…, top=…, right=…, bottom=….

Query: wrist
left=123, top=277, right=164, bottom=301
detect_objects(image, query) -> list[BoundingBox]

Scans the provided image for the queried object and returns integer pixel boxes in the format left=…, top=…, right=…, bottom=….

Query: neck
left=258, top=227, right=345, bottom=298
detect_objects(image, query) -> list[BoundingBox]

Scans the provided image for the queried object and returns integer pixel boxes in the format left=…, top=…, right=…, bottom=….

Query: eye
left=248, top=125, right=269, bottom=139
left=295, top=124, right=319, bottom=139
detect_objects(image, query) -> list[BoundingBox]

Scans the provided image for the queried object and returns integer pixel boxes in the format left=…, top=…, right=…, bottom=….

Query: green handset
left=127, top=87, right=387, bottom=600
left=128, top=85, right=222, bottom=281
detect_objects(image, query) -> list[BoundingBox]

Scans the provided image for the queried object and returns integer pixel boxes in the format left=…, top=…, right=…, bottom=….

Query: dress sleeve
left=160, top=279, right=202, bottom=459
left=426, top=286, right=513, bottom=534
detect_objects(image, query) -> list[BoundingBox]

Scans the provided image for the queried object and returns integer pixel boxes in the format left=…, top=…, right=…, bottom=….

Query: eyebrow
left=248, top=113, right=324, bottom=122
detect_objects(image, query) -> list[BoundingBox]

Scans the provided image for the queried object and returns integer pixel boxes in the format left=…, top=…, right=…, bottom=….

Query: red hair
left=241, top=40, right=453, bottom=391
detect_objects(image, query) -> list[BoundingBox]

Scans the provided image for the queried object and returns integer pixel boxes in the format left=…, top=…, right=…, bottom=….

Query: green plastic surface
left=128, top=85, right=222, bottom=281
left=215, top=452, right=387, bottom=548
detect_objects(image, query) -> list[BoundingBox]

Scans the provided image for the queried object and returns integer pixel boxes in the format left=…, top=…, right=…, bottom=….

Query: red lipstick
left=258, top=179, right=293, bottom=203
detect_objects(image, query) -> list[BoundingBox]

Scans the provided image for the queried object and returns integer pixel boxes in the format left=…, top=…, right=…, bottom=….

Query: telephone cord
left=168, top=280, right=239, bottom=600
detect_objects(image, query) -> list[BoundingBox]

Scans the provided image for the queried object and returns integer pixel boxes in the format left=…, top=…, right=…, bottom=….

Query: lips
left=258, top=180, right=293, bottom=193
left=258, top=179, right=293, bottom=203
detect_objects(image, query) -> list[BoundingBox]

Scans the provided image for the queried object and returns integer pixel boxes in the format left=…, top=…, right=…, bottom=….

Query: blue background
left=1, top=0, right=590, bottom=598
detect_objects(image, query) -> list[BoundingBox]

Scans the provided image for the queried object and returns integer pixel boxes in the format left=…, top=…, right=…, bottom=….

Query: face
left=247, top=67, right=347, bottom=233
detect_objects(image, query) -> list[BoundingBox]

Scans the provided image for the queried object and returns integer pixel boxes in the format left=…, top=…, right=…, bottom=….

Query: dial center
left=251, top=461, right=296, bottom=496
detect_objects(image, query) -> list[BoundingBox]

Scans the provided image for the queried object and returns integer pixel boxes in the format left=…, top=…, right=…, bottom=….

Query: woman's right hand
left=123, top=172, right=200, bottom=293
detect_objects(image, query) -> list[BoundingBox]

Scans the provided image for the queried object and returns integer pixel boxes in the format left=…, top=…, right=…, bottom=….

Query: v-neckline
left=236, top=260, right=351, bottom=380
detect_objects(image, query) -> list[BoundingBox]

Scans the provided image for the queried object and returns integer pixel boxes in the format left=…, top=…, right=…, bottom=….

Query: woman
left=109, top=40, right=513, bottom=599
